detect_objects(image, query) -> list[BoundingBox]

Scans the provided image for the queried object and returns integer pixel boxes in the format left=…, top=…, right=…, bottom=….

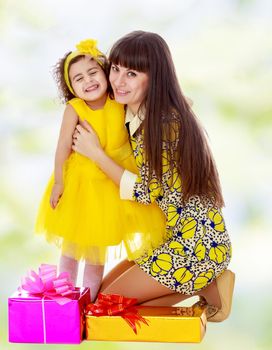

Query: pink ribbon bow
left=20, top=264, right=74, bottom=305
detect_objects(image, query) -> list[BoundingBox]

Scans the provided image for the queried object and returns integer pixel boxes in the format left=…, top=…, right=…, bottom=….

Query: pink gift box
left=8, top=287, right=90, bottom=344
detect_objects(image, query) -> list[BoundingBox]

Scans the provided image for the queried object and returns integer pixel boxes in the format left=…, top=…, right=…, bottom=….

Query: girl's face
left=69, top=56, right=107, bottom=109
left=109, top=64, right=149, bottom=114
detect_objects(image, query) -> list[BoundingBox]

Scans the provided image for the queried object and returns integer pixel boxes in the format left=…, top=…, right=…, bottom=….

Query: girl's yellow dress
left=35, top=97, right=166, bottom=264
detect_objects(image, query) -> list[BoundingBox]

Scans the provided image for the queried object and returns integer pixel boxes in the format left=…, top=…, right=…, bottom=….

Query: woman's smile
left=109, top=64, right=148, bottom=114
left=115, top=88, right=130, bottom=96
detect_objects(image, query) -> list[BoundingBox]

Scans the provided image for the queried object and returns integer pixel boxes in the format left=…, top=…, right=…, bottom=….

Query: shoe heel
left=208, top=270, right=235, bottom=322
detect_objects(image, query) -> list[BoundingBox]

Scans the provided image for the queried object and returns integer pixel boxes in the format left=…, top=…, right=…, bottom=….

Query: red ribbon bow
left=20, top=264, right=74, bottom=305
left=86, top=293, right=149, bottom=334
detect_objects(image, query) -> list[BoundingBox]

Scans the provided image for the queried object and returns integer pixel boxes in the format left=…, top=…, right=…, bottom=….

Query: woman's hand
left=73, top=120, right=125, bottom=186
left=72, top=120, right=103, bottom=162
left=50, top=183, right=64, bottom=209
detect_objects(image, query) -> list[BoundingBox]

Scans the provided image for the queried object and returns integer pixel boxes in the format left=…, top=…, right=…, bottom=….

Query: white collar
left=125, top=108, right=145, bottom=136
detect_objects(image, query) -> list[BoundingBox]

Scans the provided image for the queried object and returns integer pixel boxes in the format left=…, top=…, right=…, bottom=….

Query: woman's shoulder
left=161, top=111, right=180, bottom=142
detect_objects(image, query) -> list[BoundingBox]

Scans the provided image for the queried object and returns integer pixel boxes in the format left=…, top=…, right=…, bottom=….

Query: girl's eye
left=89, top=71, right=97, bottom=76
left=76, top=77, right=83, bottom=82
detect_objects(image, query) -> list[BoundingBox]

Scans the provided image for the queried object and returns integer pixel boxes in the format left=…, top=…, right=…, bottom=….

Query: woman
left=72, top=31, right=235, bottom=322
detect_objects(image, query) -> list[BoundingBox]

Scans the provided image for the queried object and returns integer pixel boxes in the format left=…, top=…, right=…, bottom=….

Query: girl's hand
left=72, top=120, right=104, bottom=162
left=50, top=183, right=64, bottom=209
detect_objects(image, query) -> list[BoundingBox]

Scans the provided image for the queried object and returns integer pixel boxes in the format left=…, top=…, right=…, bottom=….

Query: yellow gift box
left=86, top=302, right=206, bottom=343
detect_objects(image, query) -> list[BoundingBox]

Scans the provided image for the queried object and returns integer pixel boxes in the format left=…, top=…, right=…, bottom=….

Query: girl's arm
left=50, top=104, right=78, bottom=208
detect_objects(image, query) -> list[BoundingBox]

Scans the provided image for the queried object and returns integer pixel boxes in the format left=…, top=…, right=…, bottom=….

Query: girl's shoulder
left=67, top=97, right=84, bottom=108
left=105, top=97, right=125, bottom=117
left=66, top=98, right=89, bottom=120
left=106, top=96, right=124, bottom=109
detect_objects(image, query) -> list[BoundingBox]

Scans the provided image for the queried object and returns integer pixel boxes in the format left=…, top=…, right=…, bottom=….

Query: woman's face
left=109, top=63, right=149, bottom=114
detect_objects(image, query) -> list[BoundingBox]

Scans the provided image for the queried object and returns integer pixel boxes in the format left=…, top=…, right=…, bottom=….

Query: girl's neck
left=85, top=94, right=107, bottom=110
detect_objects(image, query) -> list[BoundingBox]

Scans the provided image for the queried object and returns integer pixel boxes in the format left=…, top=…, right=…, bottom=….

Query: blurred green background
left=1, top=0, right=272, bottom=349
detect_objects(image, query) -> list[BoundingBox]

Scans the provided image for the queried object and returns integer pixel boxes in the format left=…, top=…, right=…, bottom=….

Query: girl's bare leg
left=59, top=254, right=79, bottom=285
left=100, top=259, right=135, bottom=291
left=102, top=263, right=175, bottom=303
left=83, top=263, right=104, bottom=302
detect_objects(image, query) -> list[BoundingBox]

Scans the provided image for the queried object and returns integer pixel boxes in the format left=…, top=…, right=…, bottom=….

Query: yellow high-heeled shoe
left=207, top=270, right=235, bottom=322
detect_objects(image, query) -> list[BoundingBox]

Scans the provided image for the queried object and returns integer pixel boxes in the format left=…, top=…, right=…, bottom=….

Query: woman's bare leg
left=101, top=260, right=221, bottom=307
left=100, top=259, right=135, bottom=291
left=198, top=279, right=221, bottom=308
left=140, top=279, right=221, bottom=308
left=141, top=292, right=191, bottom=306
left=102, top=263, right=175, bottom=303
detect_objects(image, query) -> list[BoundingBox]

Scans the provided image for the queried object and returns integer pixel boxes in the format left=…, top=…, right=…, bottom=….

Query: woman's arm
left=72, top=121, right=125, bottom=186
left=50, top=104, right=78, bottom=208
left=72, top=121, right=163, bottom=205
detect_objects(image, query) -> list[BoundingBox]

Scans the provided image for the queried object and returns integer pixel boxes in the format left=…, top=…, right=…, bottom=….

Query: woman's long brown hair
left=109, top=31, right=224, bottom=207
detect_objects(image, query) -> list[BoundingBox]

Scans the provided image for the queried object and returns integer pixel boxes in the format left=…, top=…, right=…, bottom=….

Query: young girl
left=35, top=39, right=165, bottom=301
left=73, top=31, right=234, bottom=321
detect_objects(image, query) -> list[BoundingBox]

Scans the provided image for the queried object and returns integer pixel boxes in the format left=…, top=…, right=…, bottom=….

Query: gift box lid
left=9, top=287, right=87, bottom=302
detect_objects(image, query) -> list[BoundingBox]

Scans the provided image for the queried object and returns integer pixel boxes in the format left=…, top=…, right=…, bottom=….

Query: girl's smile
left=69, top=56, right=107, bottom=109
left=85, top=84, right=99, bottom=93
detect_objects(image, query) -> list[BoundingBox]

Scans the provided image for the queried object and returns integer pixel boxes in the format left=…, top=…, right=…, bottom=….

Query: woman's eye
left=111, top=65, right=118, bottom=72
left=128, top=71, right=136, bottom=77
left=76, top=77, right=83, bottom=82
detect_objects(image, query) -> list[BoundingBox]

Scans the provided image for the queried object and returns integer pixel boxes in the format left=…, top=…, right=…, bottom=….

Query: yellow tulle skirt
left=35, top=148, right=166, bottom=264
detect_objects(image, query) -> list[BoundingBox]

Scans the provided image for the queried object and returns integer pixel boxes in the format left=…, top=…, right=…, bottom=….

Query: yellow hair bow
left=64, top=39, right=104, bottom=95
